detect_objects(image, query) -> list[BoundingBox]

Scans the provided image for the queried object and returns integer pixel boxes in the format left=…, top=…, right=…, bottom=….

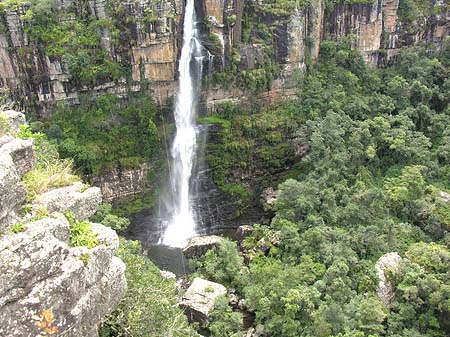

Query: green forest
left=188, top=40, right=450, bottom=336
left=95, top=37, right=450, bottom=337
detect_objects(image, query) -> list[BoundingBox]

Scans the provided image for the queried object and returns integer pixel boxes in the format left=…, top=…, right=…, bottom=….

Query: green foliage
left=79, top=253, right=90, bottom=266
left=203, top=44, right=450, bottom=336
left=203, top=104, right=297, bottom=217
left=386, top=243, right=450, bottom=336
left=18, top=0, right=124, bottom=86
left=100, top=239, right=198, bottom=337
left=66, top=212, right=98, bottom=249
left=42, top=93, right=160, bottom=175
left=19, top=125, right=80, bottom=201
left=10, top=222, right=26, bottom=233
left=208, top=296, right=243, bottom=337
left=0, top=113, right=9, bottom=135
left=90, top=203, right=130, bottom=231
left=191, top=239, right=244, bottom=288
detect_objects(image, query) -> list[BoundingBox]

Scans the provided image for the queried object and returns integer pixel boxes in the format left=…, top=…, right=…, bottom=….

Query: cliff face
left=0, top=111, right=126, bottom=336
left=0, top=0, right=447, bottom=115
left=0, top=0, right=181, bottom=116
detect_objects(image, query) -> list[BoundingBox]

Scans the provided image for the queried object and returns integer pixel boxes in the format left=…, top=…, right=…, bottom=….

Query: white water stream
left=162, top=0, right=202, bottom=247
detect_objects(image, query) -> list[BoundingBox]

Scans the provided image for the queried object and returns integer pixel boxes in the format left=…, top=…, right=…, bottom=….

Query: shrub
left=193, top=239, right=244, bottom=288
left=208, top=296, right=243, bottom=337
left=100, top=239, right=198, bottom=337
left=10, top=222, right=25, bottom=233
left=90, top=203, right=131, bottom=231
left=19, top=125, right=80, bottom=201
left=66, top=212, right=98, bottom=249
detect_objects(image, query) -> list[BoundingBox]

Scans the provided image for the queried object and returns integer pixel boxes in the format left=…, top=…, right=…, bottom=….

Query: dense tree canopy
left=195, top=40, right=450, bottom=337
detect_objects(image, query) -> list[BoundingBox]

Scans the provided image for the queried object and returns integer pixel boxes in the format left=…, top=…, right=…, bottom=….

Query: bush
left=19, top=125, right=80, bottom=201
left=100, top=239, right=198, bottom=337
left=192, top=239, right=244, bottom=288
left=208, top=296, right=243, bottom=337
left=90, top=203, right=131, bottom=231
left=66, top=212, right=98, bottom=249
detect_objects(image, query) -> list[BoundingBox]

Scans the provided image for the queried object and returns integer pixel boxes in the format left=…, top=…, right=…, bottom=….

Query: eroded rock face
left=375, top=252, right=403, bottom=306
left=1, top=138, right=35, bottom=176
left=261, top=187, right=279, bottom=212
left=236, top=225, right=254, bottom=241
left=0, top=215, right=126, bottom=337
left=182, top=235, right=224, bottom=259
left=180, top=277, right=226, bottom=323
left=1, top=110, right=26, bottom=132
left=34, top=182, right=102, bottom=221
left=438, top=191, right=450, bottom=203
left=0, top=0, right=180, bottom=115
left=90, top=162, right=153, bottom=202
left=0, top=111, right=126, bottom=336
left=0, top=152, right=26, bottom=231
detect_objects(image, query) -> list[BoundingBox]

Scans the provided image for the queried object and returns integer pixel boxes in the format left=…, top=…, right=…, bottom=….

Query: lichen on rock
left=0, top=110, right=127, bottom=336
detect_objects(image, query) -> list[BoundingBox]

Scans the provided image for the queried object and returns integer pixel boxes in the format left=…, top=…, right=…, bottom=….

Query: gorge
left=0, top=0, right=449, bottom=336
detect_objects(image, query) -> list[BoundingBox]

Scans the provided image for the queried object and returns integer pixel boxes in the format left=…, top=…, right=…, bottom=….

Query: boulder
left=0, top=153, right=25, bottom=231
left=180, top=278, right=226, bottom=323
left=438, top=191, right=450, bottom=203
left=0, top=214, right=126, bottom=337
left=34, top=182, right=102, bottom=221
left=1, top=110, right=26, bottom=133
left=160, top=270, right=176, bottom=280
left=182, top=235, right=224, bottom=259
left=0, top=138, right=35, bottom=175
left=236, top=225, right=254, bottom=241
left=375, top=252, right=403, bottom=306
left=261, top=187, right=279, bottom=212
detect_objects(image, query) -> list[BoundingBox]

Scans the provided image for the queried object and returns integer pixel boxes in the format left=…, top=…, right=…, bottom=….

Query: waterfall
left=161, top=0, right=202, bottom=247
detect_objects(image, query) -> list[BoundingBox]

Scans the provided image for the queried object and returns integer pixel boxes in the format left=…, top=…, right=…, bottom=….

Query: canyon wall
left=0, top=0, right=447, bottom=114
left=0, top=0, right=447, bottom=202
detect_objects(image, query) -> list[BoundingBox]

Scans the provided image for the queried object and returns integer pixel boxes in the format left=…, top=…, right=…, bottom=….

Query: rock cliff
left=0, top=111, right=126, bottom=336
left=0, top=0, right=447, bottom=114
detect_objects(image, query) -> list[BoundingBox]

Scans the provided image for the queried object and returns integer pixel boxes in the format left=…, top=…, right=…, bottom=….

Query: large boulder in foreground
left=34, top=182, right=102, bottom=221
left=182, top=235, right=224, bottom=259
left=375, top=252, right=403, bottom=306
left=180, top=278, right=227, bottom=323
left=0, top=214, right=126, bottom=337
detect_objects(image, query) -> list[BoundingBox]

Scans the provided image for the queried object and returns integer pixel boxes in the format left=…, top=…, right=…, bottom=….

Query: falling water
left=161, top=0, right=202, bottom=247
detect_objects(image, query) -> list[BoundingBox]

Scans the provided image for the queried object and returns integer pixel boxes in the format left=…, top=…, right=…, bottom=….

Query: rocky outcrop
left=180, top=277, right=227, bottom=323
left=375, top=252, right=403, bottom=306
left=236, top=225, right=254, bottom=241
left=34, top=181, right=102, bottom=221
left=438, top=191, right=450, bottom=203
left=0, top=110, right=126, bottom=336
left=90, top=162, right=154, bottom=202
left=1, top=138, right=35, bottom=176
left=0, top=148, right=26, bottom=231
left=182, top=235, right=224, bottom=259
left=1, top=110, right=26, bottom=132
left=0, top=0, right=181, bottom=115
left=261, top=187, right=279, bottom=212
left=0, top=111, right=32, bottom=231
left=0, top=215, right=126, bottom=337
